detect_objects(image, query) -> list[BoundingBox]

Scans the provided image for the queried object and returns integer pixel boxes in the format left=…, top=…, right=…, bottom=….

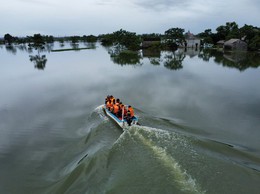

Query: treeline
left=1, top=21, right=260, bottom=51
left=197, top=22, right=260, bottom=51
left=2, top=34, right=98, bottom=46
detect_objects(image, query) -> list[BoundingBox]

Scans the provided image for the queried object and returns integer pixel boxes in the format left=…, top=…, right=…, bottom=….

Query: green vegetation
left=51, top=47, right=93, bottom=52
left=164, top=28, right=185, bottom=49
left=110, top=50, right=142, bottom=65
left=198, top=49, right=260, bottom=71
left=1, top=21, right=260, bottom=51
left=100, top=29, right=141, bottom=50
left=198, top=22, right=260, bottom=51
left=29, top=54, right=47, bottom=70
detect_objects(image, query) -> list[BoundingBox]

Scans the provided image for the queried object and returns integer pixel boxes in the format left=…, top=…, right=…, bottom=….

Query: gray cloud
left=134, top=0, right=190, bottom=11
left=0, top=0, right=259, bottom=36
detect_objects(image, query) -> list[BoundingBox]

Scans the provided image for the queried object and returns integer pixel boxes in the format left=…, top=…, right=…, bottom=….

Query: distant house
left=141, top=37, right=161, bottom=49
left=223, top=39, right=247, bottom=51
left=141, top=40, right=161, bottom=48
left=184, top=31, right=201, bottom=49
left=217, top=40, right=225, bottom=48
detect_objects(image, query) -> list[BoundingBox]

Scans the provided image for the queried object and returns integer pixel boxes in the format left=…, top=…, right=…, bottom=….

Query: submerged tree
left=112, top=29, right=141, bottom=50
left=4, top=33, right=14, bottom=45
left=216, top=22, right=240, bottom=40
left=197, top=29, right=214, bottom=44
left=164, top=28, right=185, bottom=49
left=100, top=29, right=141, bottom=50
left=29, top=54, right=47, bottom=70
left=82, top=35, right=97, bottom=43
left=27, top=34, right=45, bottom=51
left=240, top=24, right=260, bottom=51
left=5, top=44, right=17, bottom=54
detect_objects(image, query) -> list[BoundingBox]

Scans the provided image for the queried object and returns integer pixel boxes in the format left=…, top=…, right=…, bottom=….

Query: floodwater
left=0, top=42, right=259, bottom=194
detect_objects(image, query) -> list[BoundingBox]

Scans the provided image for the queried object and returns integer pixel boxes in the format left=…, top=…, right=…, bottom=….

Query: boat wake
left=95, top=105, right=109, bottom=121
left=93, top=104, right=206, bottom=193
left=48, top=105, right=205, bottom=194
left=111, top=126, right=205, bottom=194
left=45, top=105, right=259, bottom=194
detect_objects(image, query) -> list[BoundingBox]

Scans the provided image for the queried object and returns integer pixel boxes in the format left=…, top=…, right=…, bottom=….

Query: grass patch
left=51, top=47, right=94, bottom=52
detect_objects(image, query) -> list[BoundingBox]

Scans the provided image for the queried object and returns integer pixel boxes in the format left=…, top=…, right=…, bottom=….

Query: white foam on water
left=75, top=105, right=109, bottom=136
left=129, top=126, right=205, bottom=194
left=94, top=104, right=104, bottom=111
left=94, top=105, right=108, bottom=120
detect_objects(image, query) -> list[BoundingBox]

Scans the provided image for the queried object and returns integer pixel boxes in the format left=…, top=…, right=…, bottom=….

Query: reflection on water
left=0, top=41, right=260, bottom=194
left=199, top=49, right=260, bottom=71
left=2, top=41, right=259, bottom=71
left=5, top=44, right=17, bottom=55
left=143, top=48, right=161, bottom=58
left=109, top=47, right=142, bottom=66
left=29, top=54, right=47, bottom=70
left=163, top=50, right=185, bottom=70
left=27, top=43, right=51, bottom=70
left=70, top=43, right=79, bottom=50
left=106, top=45, right=260, bottom=71
left=1, top=42, right=99, bottom=70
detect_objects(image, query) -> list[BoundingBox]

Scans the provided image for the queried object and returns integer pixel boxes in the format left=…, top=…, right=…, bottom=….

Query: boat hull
left=102, top=105, right=139, bottom=129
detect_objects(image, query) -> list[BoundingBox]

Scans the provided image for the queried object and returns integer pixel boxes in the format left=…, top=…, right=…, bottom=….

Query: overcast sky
left=1, top=0, right=259, bottom=37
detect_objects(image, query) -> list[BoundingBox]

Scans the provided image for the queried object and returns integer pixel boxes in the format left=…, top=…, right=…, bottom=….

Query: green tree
left=248, top=35, right=260, bottom=51
left=141, top=33, right=161, bottom=41
left=164, top=28, right=185, bottom=49
left=216, top=22, right=240, bottom=41
left=32, top=34, right=45, bottom=49
left=99, top=33, right=114, bottom=46
left=70, top=36, right=80, bottom=44
left=45, top=35, right=54, bottom=43
left=4, top=33, right=14, bottom=45
left=240, top=24, right=260, bottom=51
left=197, top=29, right=213, bottom=44
left=226, top=22, right=240, bottom=39
left=100, top=29, right=141, bottom=50
left=216, top=25, right=228, bottom=40
left=112, top=29, right=141, bottom=50
left=84, top=35, right=97, bottom=43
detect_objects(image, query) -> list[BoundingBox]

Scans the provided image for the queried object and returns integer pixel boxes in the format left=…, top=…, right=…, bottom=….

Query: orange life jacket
left=113, top=104, right=119, bottom=114
left=106, top=101, right=111, bottom=108
left=128, top=107, right=134, bottom=117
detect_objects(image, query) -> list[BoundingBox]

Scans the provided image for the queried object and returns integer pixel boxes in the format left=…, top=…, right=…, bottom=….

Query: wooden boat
left=102, top=105, right=139, bottom=129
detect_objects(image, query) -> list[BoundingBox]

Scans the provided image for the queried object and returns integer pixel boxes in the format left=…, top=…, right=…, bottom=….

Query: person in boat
left=115, top=99, right=122, bottom=117
left=105, top=95, right=110, bottom=107
left=118, top=102, right=127, bottom=118
left=105, top=95, right=110, bottom=104
left=106, top=99, right=113, bottom=111
left=111, top=99, right=120, bottom=116
left=110, top=96, right=115, bottom=105
left=105, top=98, right=108, bottom=107
left=110, top=98, right=115, bottom=111
left=121, top=105, right=132, bottom=125
left=128, top=105, right=135, bottom=118
left=125, top=110, right=133, bottom=126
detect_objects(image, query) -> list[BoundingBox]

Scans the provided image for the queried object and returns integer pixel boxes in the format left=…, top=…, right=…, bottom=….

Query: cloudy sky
left=1, top=0, right=259, bottom=36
